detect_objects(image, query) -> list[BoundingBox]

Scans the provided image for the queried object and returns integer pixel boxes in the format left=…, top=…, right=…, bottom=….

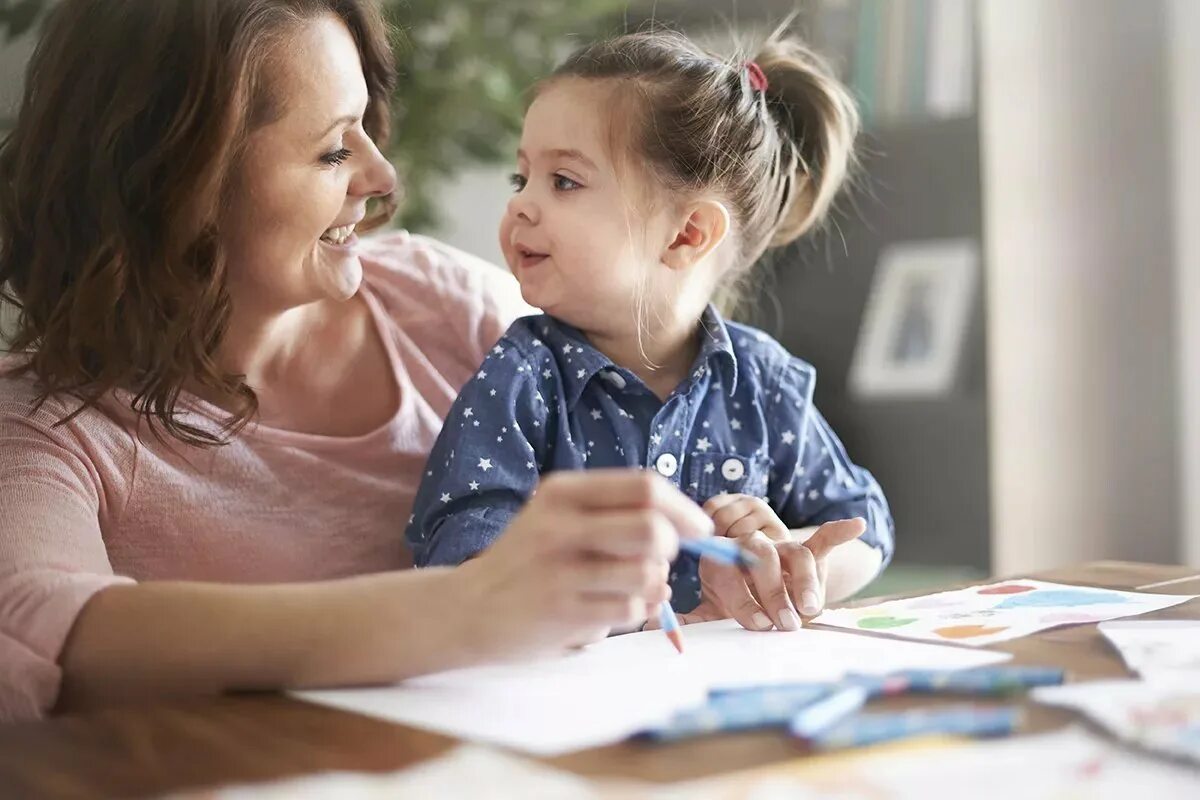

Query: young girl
left=406, top=29, right=893, bottom=630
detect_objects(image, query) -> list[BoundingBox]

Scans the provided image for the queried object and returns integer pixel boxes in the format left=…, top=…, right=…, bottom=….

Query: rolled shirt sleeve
left=0, top=404, right=134, bottom=721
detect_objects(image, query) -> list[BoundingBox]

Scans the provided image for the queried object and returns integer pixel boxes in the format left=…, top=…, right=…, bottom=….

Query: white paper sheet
left=294, top=620, right=1007, bottom=756
left=1099, top=620, right=1200, bottom=678
left=1034, top=678, right=1200, bottom=765
left=814, top=579, right=1195, bottom=646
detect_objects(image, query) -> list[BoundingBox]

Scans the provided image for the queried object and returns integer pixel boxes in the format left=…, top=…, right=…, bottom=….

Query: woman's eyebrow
left=315, top=112, right=361, bottom=140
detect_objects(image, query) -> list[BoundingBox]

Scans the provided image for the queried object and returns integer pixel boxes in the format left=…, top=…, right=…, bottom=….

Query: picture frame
left=848, top=238, right=979, bottom=399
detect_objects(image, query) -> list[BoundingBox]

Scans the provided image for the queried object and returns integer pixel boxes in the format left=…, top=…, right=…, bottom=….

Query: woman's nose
left=351, top=138, right=398, bottom=199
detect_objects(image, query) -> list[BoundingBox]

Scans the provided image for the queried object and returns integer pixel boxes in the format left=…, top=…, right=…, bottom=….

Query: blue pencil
left=808, top=705, right=1021, bottom=750
left=659, top=600, right=684, bottom=654
left=679, top=536, right=759, bottom=568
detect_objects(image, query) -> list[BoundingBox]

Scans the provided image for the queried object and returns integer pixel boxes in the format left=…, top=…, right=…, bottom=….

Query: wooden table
left=2, top=561, right=1197, bottom=799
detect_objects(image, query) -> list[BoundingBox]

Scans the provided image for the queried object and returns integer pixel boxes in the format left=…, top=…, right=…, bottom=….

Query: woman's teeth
left=321, top=223, right=356, bottom=245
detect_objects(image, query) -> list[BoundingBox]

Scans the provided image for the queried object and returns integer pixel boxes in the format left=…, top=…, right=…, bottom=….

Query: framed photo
left=848, top=239, right=979, bottom=399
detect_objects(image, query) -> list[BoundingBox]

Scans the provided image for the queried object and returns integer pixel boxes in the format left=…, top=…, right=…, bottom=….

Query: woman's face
left=222, top=13, right=396, bottom=312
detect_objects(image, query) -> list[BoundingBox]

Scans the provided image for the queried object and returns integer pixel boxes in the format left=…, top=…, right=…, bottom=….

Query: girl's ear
left=661, top=199, right=731, bottom=271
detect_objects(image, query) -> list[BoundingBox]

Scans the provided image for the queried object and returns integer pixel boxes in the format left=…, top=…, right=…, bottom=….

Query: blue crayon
left=680, top=536, right=759, bottom=568
left=808, top=705, right=1021, bottom=750
left=643, top=684, right=832, bottom=742
left=788, top=685, right=871, bottom=739
left=848, top=666, right=1065, bottom=697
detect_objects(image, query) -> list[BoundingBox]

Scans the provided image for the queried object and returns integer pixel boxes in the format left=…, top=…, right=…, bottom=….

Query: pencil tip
left=666, top=629, right=684, bottom=654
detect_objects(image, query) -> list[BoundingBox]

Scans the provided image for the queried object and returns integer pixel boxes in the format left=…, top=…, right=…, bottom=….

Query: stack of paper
left=295, top=619, right=1007, bottom=755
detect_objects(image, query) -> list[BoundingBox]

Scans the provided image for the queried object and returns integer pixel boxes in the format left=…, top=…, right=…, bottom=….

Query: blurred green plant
left=1, top=0, right=626, bottom=230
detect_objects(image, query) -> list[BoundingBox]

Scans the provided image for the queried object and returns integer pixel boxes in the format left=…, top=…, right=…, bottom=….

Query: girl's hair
left=548, top=27, right=859, bottom=313
left=0, top=0, right=397, bottom=446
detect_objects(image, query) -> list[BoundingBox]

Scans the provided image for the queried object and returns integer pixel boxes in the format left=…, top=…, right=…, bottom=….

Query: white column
left=980, top=0, right=1178, bottom=573
left=1171, top=0, right=1200, bottom=566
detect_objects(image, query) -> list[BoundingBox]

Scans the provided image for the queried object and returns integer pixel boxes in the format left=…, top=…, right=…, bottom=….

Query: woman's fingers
left=542, top=470, right=713, bottom=541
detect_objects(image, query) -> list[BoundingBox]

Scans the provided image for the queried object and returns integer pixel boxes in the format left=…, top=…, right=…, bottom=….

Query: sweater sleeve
left=0, top=401, right=134, bottom=721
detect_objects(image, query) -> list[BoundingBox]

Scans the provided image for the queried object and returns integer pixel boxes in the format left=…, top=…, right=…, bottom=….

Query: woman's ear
left=661, top=199, right=731, bottom=271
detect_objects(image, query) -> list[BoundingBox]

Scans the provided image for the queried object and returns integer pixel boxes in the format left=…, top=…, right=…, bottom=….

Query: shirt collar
left=542, top=304, right=739, bottom=409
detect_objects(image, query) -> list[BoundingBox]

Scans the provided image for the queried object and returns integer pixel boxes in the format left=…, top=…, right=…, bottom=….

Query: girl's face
left=499, top=79, right=678, bottom=335
left=221, top=14, right=397, bottom=314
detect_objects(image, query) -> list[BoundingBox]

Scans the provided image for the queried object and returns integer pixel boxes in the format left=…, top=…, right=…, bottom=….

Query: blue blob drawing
left=996, top=589, right=1129, bottom=609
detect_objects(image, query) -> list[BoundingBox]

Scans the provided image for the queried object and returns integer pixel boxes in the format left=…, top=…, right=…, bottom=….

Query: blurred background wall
left=2, top=1, right=1196, bottom=590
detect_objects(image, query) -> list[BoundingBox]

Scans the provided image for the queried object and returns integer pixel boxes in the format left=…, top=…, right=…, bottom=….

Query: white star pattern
left=783, top=482, right=793, bottom=493
left=543, top=369, right=552, bottom=379
left=704, top=463, right=715, bottom=474
left=440, top=493, right=451, bottom=503
left=493, top=345, right=504, bottom=355
left=796, top=466, right=806, bottom=476
left=463, top=407, right=473, bottom=418
left=730, top=419, right=742, bottom=430
left=489, top=389, right=497, bottom=396
left=468, top=481, right=479, bottom=491
left=532, top=339, right=542, bottom=347
left=702, top=420, right=710, bottom=428
left=562, top=344, right=573, bottom=354
left=651, top=433, right=662, bottom=445
left=478, top=458, right=493, bottom=471
left=590, top=409, right=603, bottom=420
left=695, top=437, right=711, bottom=452
left=781, top=430, right=797, bottom=445
left=473, top=420, right=480, bottom=427
left=526, top=461, right=535, bottom=470
left=477, top=370, right=487, bottom=380
left=576, top=369, right=586, bottom=379
left=809, top=490, right=820, bottom=501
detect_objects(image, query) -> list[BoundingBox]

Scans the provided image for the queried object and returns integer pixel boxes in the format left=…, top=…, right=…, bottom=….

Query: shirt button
left=721, top=458, right=745, bottom=481
left=655, top=453, right=678, bottom=477
left=601, top=370, right=627, bottom=389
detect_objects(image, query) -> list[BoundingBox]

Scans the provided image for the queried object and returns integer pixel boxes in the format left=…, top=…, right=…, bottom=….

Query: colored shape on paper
left=977, top=583, right=1037, bottom=595
left=857, top=615, right=918, bottom=630
left=934, top=625, right=1010, bottom=640
left=905, top=595, right=962, bottom=610
left=995, top=589, right=1129, bottom=609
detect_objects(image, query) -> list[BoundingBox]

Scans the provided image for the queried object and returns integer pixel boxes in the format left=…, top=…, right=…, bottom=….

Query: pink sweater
left=0, top=232, right=530, bottom=721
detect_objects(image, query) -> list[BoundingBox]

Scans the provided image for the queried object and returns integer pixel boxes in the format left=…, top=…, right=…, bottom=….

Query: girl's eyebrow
left=516, top=148, right=598, bottom=171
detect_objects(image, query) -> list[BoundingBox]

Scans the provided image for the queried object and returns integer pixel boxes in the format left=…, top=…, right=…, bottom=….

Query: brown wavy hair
left=0, top=0, right=397, bottom=446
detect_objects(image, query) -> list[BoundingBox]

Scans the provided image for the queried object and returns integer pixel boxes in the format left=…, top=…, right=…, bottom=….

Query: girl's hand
left=675, top=497, right=866, bottom=632
left=457, top=470, right=712, bottom=658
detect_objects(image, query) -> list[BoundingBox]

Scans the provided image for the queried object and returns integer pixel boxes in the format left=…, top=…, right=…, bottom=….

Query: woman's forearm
left=57, top=568, right=475, bottom=712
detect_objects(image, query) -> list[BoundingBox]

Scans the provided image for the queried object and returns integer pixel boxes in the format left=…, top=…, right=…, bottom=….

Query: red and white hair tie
left=744, top=61, right=768, bottom=93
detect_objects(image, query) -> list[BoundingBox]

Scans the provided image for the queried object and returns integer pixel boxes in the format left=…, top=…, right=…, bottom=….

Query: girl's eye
left=320, top=147, right=353, bottom=167
left=508, top=173, right=528, bottom=192
left=553, top=174, right=582, bottom=191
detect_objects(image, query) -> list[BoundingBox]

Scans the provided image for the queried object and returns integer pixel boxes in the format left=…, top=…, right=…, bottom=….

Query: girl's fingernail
left=801, top=591, right=821, bottom=616
left=751, top=611, right=772, bottom=630
left=779, top=608, right=801, bottom=631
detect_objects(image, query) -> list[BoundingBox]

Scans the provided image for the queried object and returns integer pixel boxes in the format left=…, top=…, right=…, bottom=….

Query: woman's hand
left=456, top=470, right=713, bottom=659
left=675, top=494, right=866, bottom=632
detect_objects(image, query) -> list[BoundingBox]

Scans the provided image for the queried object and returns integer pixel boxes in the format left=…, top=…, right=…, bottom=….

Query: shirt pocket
left=689, top=451, right=771, bottom=501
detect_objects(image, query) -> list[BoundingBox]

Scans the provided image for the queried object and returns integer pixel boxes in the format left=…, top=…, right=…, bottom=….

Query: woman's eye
left=553, top=174, right=581, bottom=191
left=508, top=173, right=527, bottom=192
left=320, top=147, right=353, bottom=167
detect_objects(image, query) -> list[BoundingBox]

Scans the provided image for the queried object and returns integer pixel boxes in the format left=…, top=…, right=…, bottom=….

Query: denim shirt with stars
left=406, top=306, right=893, bottom=613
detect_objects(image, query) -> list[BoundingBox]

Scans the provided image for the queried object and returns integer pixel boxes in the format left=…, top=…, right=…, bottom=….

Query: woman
left=0, top=0, right=875, bottom=722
